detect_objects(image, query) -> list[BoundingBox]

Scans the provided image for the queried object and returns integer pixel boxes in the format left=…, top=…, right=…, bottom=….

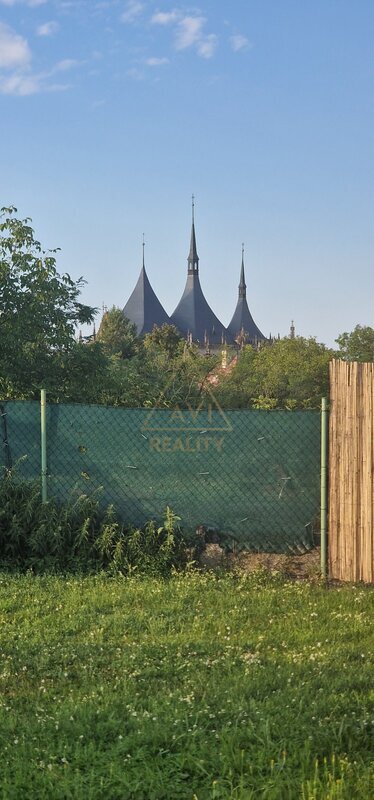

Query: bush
left=0, top=470, right=188, bottom=576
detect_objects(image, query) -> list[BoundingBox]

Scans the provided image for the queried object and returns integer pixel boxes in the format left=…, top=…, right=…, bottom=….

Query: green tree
left=96, top=307, right=137, bottom=359
left=143, top=324, right=183, bottom=358
left=0, top=207, right=94, bottom=398
left=212, top=337, right=334, bottom=409
left=336, top=325, right=374, bottom=362
left=50, top=341, right=111, bottom=404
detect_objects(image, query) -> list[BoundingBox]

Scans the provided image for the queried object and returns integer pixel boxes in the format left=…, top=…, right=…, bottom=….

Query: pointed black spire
left=170, top=200, right=228, bottom=346
left=123, top=238, right=170, bottom=335
left=239, top=243, right=246, bottom=299
left=188, top=194, right=199, bottom=275
left=227, top=246, right=266, bottom=346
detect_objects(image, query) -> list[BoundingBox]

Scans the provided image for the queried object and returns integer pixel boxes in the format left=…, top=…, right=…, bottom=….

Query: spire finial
left=239, top=244, right=246, bottom=299
left=188, top=196, right=199, bottom=275
left=142, top=233, right=145, bottom=269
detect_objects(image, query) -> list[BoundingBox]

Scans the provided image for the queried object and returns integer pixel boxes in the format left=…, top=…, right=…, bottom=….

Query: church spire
left=226, top=245, right=266, bottom=346
left=171, top=198, right=227, bottom=345
left=239, top=243, right=246, bottom=299
left=188, top=194, right=199, bottom=275
left=122, top=235, right=170, bottom=334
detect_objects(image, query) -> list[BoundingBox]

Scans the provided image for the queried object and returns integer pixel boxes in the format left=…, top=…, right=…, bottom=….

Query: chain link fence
left=0, top=399, right=321, bottom=553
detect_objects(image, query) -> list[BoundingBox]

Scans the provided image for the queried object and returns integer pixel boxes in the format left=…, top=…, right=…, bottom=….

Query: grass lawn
left=0, top=571, right=373, bottom=799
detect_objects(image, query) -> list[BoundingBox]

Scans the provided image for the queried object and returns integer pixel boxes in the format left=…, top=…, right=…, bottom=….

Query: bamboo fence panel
left=329, top=360, right=374, bottom=582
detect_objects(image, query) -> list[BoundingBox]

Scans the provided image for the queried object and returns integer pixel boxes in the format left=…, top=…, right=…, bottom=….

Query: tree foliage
left=0, top=207, right=94, bottom=397
left=211, top=336, right=334, bottom=409
left=96, top=306, right=137, bottom=359
left=336, top=325, right=374, bottom=362
left=96, top=337, right=217, bottom=408
left=143, top=324, right=183, bottom=358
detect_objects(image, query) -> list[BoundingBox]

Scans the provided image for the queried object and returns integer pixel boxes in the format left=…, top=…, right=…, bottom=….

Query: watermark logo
left=141, top=389, right=232, bottom=454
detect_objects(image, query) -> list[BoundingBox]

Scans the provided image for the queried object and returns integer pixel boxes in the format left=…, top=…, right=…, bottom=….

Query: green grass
left=0, top=572, right=373, bottom=799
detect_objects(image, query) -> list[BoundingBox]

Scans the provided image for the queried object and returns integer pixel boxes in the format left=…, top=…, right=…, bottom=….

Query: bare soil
left=199, top=544, right=321, bottom=579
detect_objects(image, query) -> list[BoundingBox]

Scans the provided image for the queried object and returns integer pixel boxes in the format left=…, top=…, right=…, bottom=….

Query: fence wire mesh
left=1, top=400, right=321, bottom=553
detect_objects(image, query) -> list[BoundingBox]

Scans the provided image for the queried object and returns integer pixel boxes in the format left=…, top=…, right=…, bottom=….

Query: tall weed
left=0, top=470, right=188, bottom=575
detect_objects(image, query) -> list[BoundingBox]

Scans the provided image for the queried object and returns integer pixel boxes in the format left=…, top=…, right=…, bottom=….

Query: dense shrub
left=0, top=470, right=189, bottom=575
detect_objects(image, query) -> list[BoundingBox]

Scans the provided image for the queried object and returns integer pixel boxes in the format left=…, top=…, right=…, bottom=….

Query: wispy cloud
left=120, top=0, right=144, bottom=24
left=126, top=66, right=144, bottom=80
left=0, top=22, right=39, bottom=95
left=0, top=0, right=48, bottom=6
left=52, top=58, right=80, bottom=72
left=197, top=33, right=218, bottom=59
left=0, top=22, right=31, bottom=69
left=151, top=10, right=179, bottom=26
left=37, top=21, right=59, bottom=37
left=145, top=56, right=169, bottom=67
left=230, top=34, right=250, bottom=52
left=175, top=15, right=205, bottom=50
left=0, top=24, right=80, bottom=98
left=151, top=11, right=218, bottom=60
left=0, top=73, right=39, bottom=95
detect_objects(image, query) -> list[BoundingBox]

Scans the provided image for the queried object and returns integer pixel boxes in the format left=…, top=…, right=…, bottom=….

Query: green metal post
left=320, top=397, right=328, bottom=578
left=40, top=389, right=48, bottom=503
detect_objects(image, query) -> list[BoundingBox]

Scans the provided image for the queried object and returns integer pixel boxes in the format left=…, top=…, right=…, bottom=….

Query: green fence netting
left=0, top=400, right=321, bottom=553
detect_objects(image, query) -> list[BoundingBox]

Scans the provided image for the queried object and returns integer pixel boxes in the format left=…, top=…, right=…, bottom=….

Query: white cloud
left=230, top=34, right=250, bottom=52
left=0, top=23, right=31, bottom=68
left=52, top=58, right=79, bottom=72
left=145, top=56, right=169, bottom=66
left=197, top=34, right=218, bottom=59
left=0, top=41, right=79, bottom=96
left=0, top=69, right=71, bottom=95
left=151, top=10, right=179, bottom=26
left=175, top=15, right=205, bottom=50
left=0, top=72, right=39, bottom=94
left=120, top=0, right=144, bottom=24
left=126, top=66, right=144, bottom=80
left=0, top=0, right=48, bottom=6
left=37, top=21, right=59, bottom=37
left=151, top=9, right=219, bottom=60
left=45, top=82, right=71, bottom=92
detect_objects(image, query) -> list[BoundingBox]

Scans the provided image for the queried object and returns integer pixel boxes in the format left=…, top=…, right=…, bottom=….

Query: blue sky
left=1, top=0, right=373, bottom=346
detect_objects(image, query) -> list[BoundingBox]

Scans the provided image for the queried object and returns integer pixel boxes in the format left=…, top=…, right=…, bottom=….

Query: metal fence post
left=320, top=397, right=328, bottom=578
left=40, top=389, right=48, bottom=502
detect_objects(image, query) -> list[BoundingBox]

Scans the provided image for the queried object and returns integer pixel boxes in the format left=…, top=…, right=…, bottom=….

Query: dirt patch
left=199, top=544, right=321, bottom=579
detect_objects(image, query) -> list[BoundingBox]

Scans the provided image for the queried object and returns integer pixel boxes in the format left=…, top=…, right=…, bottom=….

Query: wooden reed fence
left=329, top=359, right=374, bottom=582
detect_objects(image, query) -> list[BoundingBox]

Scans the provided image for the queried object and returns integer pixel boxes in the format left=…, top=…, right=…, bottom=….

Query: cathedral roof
left=123, top=244, right=170, bottom=335
left=170, top=199, right=228, bottom=346
left=170, top=272, right=228, bottom=345
left=227, top=246, right=266, bottom=344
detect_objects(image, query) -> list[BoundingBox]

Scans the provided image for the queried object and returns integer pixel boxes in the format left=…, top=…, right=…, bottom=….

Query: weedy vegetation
left=0, top=571, right=373, bottom=799
left=0, top=471, right=188, bottom=576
